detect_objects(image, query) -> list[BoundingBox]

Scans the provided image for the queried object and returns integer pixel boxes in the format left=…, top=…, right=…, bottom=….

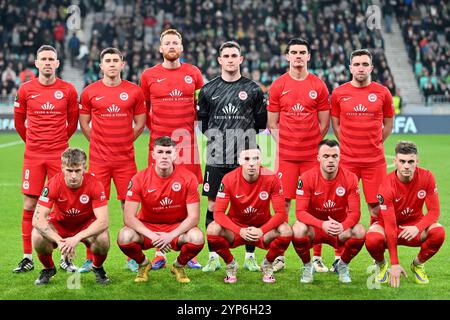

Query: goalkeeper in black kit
left=197, top=41, right=267, bottom=272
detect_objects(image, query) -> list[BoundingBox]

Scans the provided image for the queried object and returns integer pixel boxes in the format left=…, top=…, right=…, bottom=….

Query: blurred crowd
left=396, top=0, right=450, bottom=103
left=83, top=0, right=397, bottom=97
left=7, top=0, right=450, bottom=109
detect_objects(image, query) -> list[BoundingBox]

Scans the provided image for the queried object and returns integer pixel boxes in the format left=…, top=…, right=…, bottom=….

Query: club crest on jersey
left=23, top=181, right=30, bottom=190
left=238, top=91, right=248, bottom=100
left=54, top=90, right=63, bottom=99
left=184, top=75, right=193, bottom=84
left=100, top=192, right=106, bottom=201
left=80, top=194, right=89, bottom=204
left=259, top=191, right=269, bottom=201
left=309, top=90, right=317, bottom=99
left=172, top=182, right=181, bottom=192
left=368, top=93, right=377, bottom=102
left=417, top=190, right=426, bottom=199
left=120, top=92, right=128, bottom=101
left=336, top=186, right=346, bottom=196
left=203, top=182, right=210, bottom=193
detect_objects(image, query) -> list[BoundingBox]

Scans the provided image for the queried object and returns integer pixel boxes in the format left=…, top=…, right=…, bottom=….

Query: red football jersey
left=14, top=78, right=79, bottom=159
left=126, top=164, right=200, bottom=224
left=267, top=72, right=330, bottom=161
left=140, top=63, right=203, bottom=160
left=331, top=82, right=394, bottom=166
left=296, top=166, right=361, bottom=230
left=38, top=173, right=107, bottom=228
left=378, top=167, right=440, bottom=264
left=80, top=80, right=146, bottom=163
left=214, top=166, right=287, bottom=234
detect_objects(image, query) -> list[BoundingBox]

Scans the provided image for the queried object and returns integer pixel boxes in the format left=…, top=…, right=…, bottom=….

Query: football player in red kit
left=13, top=45, right=79, bottom=273
left=206, top=146, right=292, bottom=284
left=79, top=47, right=146, bottom=273
left=117, top=137, right=204, bottom=283
left=32, top=148, right=110, bottom=285
left=140, top=29, right=203, bottom=270
left=329, top=49, right=394, bottom=273
left=365, top=141, right=445, bottom=287
left=292, top=139, right=365, bottom=284
left=267, top=38, right=332, bottom=273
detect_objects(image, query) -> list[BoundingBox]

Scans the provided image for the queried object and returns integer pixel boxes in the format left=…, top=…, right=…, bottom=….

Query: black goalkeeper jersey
left=197, top=76, right=267, bottom=168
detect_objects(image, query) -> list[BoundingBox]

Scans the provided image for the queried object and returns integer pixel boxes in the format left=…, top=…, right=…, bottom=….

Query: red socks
left=365, top=232, right=386, bottom=263
left=266, top=236, right=291, bottom=262
left=22, top=209, right=34, bottom=254
left=341, top=237, right=365, bottom=264
left=207, top=235, right=233, bottom=264
left=292, top=236, right=311, bottom=264
left=93, top=254, right=107, bottom=268
left=118, top=242, right=146, bottom=264
left=418, top=226, right=445, bottom=263
left=38, top=254, right=54, bottom=269
left=177, top=243, right=204, bottom=266
left=86, top=246, right=94, bottom=261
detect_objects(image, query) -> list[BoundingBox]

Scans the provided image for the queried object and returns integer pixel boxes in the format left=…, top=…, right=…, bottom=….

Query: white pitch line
left=0, top=140, right=23, bottom=148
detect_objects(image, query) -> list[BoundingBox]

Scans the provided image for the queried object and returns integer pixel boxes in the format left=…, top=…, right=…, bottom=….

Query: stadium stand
left=396, top=0, right=450, bottom=105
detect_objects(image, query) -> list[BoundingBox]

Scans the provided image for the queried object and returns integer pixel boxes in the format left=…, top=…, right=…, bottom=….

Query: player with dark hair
left=267, top=38, right=331, bottom=273
left=32, top=148, right=110, bottom=285
left=365, top=141, right=445, bottom=287
left=207, top=146, right=292, bottom=283
left=197, top=41, right=267, bottom=272
left=79, top=47, right=146, bottom=273
left=13, top=45, right=79, bottom=273
left=140, top=29, right=204, bottom=270
left=117, top=137, right=204, bottom=283
left=293, top=140, right=365, bottom=284
left=330, top=48, right=394, bottom=273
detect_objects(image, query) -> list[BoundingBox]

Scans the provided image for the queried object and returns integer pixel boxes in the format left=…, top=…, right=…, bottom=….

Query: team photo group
left=12, top=28, right=444, bottom=289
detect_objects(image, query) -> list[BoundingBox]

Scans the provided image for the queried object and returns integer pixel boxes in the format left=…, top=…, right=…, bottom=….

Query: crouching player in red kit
left=206, top=146, right=292, bottom=284
left=365, top=141, right=445, bottom=287
left=292, top=139, right=365, bottom=283
left=32, top=148, right=110, bottom=285
left=117, top=137, right=204, bottom=283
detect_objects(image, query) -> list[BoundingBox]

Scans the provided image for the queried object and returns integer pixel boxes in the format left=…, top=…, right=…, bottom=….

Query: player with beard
left=140, top=29, right=204, bottom=270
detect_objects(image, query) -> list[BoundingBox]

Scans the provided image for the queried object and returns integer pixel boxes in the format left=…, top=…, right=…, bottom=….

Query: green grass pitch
left=0, top=132, right=449, bottom=300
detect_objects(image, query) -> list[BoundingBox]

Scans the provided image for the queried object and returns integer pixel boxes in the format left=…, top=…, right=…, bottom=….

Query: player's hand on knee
left=398, top=226, right=419, bottom=241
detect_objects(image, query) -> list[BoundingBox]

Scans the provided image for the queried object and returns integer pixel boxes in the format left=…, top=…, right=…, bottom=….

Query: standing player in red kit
left=32, top=148, right=110, bottom=285
left=365, top=141, right=445, bottom=287
left=13, top=45, right=79, bottom=273
left=206, top=146, right=292, bottom=283
left=117, top=137, right=204, bottom=283
left=292, top=140, right=365, bottom=284
left=140, top=29, right=203, bottom=270
left=330, top=49, right=394, bottom=272
left=267, top=38, right=331, bottom=273
left=79, top=47, right=146, bottom=273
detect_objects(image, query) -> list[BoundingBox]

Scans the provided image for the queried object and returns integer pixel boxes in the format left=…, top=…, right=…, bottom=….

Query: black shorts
left=202, top=165, right=238, bottom=199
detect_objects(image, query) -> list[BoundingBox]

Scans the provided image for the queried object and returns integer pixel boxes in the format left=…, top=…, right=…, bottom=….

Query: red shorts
left=277, top=159, right=318, bottom=199
left=310, top=226, right=345, bottom=248
left=49, top=217, right=96, bottom=244
left=89, top=162, right=137, bottom=200
left=22, top=158, right=60, bottom=196
left=140, top=221, right=182, bottom=251
left=341, top=163, right=386, bottom=203
left=370, top=219, right=422, bottom=247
